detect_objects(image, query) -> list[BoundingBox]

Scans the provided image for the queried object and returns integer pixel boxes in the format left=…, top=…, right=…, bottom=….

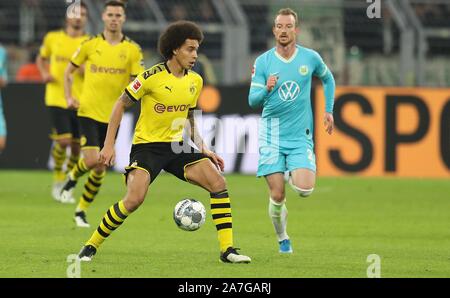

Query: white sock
left=268, top=197, right=289, bottom=242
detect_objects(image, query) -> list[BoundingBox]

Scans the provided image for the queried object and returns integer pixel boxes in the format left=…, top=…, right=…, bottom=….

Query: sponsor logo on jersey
left=278, top=81, right=300, bottom=101
left=55, top=55, right=70, bottom=63
left=90, top=64, right=126, bottom=74
left=154, top=103, right=191, bottom=114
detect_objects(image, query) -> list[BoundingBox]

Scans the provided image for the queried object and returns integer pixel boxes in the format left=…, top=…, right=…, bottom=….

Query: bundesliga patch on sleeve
left=251, top=65, right=256, bottom=78
left=131, top=78, right=142, bottom=93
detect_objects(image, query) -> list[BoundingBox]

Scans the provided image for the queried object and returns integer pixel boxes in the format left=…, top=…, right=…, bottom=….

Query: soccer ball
left=173, top=199, right=206, bottom=231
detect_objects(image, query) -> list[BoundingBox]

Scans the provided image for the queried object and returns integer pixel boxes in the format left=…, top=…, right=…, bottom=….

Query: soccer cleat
left=51, top=182, right=64, bottom=202
left=59, top=176, right=77, bottom=204
left=60, top=189, right=75, bottom=204
left=220, top=247, right=251, bottom=264
left=279, top=239, right=293, bottom=253
left=74, top=211, right=90, bottom=228
left=77, top=244, right=97, bottom=262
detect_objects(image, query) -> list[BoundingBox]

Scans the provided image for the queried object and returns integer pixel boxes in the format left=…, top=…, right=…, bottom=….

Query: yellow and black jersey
left=39, top=30, right=89, bottom=108
left=125, top=62, right=203, bottom=144
left=71, top=34, right=144, bottom=123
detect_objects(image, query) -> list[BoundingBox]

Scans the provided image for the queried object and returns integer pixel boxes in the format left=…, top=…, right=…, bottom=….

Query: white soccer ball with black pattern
left=173, top=199, right=206, bottom=231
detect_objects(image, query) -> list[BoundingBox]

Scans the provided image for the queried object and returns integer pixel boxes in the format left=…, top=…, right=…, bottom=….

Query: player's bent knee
left=84, top=155, right=100, bottom=169
left=270, top=191, right=285, bottom=202
left=209, top=175, right=227, bottom=193
left=289, top=182, right=314, bottom=197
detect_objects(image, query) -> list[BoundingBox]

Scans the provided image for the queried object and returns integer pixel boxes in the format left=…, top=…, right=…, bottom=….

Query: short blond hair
left=274, top=8, right=298, bottom=27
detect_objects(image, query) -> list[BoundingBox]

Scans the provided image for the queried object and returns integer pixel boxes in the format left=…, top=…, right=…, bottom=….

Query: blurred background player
left=60, top=0, right=144, bottom=227
left=77, top=21, right=251, bottom=264
left=248, top=8, right=335, bottom=254
left=0, top=43, right=7, bottom=154
left=36, top=1, right=89, bottom=202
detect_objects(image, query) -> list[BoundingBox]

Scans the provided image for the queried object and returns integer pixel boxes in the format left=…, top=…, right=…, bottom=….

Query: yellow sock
left=210, top=190, right=233, bottom=252
left=71, top=157, right=89, bottom=181
left=77, top=170, right=106, bottom=212
left=66, top=154, right=79, bottom=172
left=52, top=143, right=66, bottom=182
left=86, top=201, right=130, bottom=249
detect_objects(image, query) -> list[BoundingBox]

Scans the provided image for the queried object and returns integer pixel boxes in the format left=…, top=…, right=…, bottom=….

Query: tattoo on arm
left=120, top=92, right=135, bottom=108
left=188, top=109, right=205, bottom=151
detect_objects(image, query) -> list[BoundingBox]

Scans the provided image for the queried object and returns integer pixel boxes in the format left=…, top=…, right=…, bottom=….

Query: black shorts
left=125, top=142, right=210, bottom=184
left=48, top=106, right=80, bottom=140
left=78, top=116, right=108, bottom=149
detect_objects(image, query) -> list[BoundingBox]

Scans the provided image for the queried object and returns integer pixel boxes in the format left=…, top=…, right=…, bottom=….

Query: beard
left=277, top=36, right=293, bottom=47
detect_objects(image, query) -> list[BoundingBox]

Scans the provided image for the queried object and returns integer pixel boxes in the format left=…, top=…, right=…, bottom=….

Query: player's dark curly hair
left=158, top=21, right=204, bottom=60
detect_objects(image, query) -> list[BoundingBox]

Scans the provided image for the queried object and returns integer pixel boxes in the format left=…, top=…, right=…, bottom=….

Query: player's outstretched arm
left=99, top=92, right=135, bottom=166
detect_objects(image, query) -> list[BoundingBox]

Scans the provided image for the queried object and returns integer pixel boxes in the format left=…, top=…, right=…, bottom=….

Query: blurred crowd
left=1, top=0, right=450, bottom=85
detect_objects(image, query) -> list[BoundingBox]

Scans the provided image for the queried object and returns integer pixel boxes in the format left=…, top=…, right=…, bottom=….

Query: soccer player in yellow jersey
left=60, top=0, right=144, bottom=227
left=77, top=21, right=251, bottom=264
left=36, top=2, right=89, bottom=202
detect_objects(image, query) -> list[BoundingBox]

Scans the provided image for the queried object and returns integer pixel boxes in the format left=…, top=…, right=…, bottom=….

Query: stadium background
left=0, top=0, right=449, bottom=278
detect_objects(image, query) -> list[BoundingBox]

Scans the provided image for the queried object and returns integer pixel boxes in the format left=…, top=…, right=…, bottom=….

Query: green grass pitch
left=0, top=170, right=449, bottom=278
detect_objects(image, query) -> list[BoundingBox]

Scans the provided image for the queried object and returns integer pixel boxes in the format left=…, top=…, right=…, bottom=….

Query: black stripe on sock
left=91, top=172, right=105, bottom=179
left=102, top=218, right=116, bottom=231
left=97, top=226, right=110, bottom=238
left=88, top=177, right=101, bottom=188
left=82, top=194, right=94, bottom=203
left=210, top=190, right=229, bottom=199
left=212, top=213, right=232, bottom=220
left=106, top=210, right=122, bottom=225
left=113, top=203, right=127, bottom=220
left=74, top=165, right=82, bottom=174
left=85, top=186, right=98, bottom=196
left=211, top=203, right=231, bottom=209
left=216, top=223, right=232, bottom=230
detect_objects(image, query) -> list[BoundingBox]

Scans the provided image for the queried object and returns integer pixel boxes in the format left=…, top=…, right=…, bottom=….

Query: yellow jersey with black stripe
left=125, top=62, right=203, bottom=144
left=39, top=30, right=89, bottom=108
left=71, top=34, right=144, bottom=123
